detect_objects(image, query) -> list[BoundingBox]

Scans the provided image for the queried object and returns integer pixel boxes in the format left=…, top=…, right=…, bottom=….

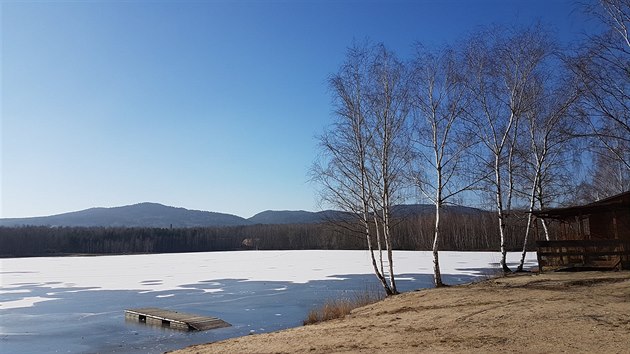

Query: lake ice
left=0, top=250, right=537, bottom=353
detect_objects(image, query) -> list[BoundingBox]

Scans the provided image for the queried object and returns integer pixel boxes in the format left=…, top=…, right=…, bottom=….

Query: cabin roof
left=533, top=191, right=630, bottom=220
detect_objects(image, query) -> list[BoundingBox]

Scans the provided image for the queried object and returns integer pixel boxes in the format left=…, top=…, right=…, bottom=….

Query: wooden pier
left=125, top=308, right=231, bottom=331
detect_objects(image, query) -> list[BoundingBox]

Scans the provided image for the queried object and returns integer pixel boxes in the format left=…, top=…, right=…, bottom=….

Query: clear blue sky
left=1, top=0, right=594, bottom=218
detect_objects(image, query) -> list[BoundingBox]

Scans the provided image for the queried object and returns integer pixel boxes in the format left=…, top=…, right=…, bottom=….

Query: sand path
left=171, top=271, right=630, bottom=353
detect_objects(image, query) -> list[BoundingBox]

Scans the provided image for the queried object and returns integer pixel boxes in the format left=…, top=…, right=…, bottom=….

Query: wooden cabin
left=534, top=191, right=630, bottom=271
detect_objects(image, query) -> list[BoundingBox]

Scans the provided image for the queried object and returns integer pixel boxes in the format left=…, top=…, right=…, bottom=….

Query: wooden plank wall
left=537, top=239, right=630, bottom=271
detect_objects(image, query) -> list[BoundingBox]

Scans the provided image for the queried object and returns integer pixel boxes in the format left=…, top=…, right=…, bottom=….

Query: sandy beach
left=171, top=271, right=630, bottom=354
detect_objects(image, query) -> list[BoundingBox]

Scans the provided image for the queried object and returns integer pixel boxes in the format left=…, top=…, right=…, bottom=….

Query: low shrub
left=303, top=288, right=385, bottom=325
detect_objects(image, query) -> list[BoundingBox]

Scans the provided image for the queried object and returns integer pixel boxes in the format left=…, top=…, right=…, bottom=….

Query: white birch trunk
left=361, top=204, right=392, bottom=295
left=372, top=211, right=385, bottom=277
left=495, top=154, right=511, bottom=273
left=540, top=218, right=550, bottom=241
left=358, top=127, right=393, bottom=295
left=517, top=176, right=538, bottom=272
left=537, top=187, right=551, bottom=241
left=382, top=200, right=398, bottom=294
left=432, top=198, right=443, bottom=287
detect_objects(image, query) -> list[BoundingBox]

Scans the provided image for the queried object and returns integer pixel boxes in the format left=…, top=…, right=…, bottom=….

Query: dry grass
left=172, top=271, right=630, bottom=354
left=303, top=288, right=384, bottom=325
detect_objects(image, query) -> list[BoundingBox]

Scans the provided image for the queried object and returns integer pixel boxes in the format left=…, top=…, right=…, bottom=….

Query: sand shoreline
left=170, top=271, right=630, bottom=353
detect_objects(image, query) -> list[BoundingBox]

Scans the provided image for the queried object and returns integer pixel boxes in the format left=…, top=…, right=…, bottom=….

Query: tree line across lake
left=0, top=210, right=540, bottom=258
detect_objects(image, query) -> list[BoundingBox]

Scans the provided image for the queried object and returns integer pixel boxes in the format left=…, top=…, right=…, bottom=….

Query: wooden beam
left=125, top=308, right=231, bottom=331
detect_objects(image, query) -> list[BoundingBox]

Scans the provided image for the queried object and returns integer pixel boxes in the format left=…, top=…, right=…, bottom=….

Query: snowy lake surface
left=0, top=250, right=537, bottom=353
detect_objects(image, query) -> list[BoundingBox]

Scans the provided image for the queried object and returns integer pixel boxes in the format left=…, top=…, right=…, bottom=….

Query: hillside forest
left=0, top=209, right=539, bottom=258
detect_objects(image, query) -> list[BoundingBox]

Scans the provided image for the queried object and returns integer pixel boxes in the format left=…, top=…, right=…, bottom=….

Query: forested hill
left=0, top=202, right=483, bottom=228
left=246, top=205, right=483, bottom=224
left=0, top=203, right=540, bottom=257
left=248, top=210, right=350, bottom=224
left=0, top=208, right=538, bottom=258
left=0, top=203, right=248, bottom=228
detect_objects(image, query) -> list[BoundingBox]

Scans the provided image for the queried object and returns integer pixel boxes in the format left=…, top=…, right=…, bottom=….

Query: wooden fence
left=536, top=239, right=630, bottom=272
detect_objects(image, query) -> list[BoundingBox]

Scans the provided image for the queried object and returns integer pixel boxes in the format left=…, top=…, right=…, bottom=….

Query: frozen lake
left=0, top=250, right=537, bottom=353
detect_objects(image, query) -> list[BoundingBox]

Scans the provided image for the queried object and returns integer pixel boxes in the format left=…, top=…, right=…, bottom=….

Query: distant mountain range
left=0, top=202, right=484, bottom=228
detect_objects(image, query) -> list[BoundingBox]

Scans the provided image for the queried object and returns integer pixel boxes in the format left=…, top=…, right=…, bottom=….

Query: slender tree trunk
left=495, top=155, right=511, bottom=273
left=432, top=198, right=444, bottom=287
left=362, top=214, right=392, bottom=295
left=380, top=117, right=398, bottom=295
left=540, top=218, right=550, bottom=241
left=432, top=152, right=445, bottom=287
left=382, top=203, right=398, bottom=294
left=361, top=161, right=393, bottom=295
left=517, top=176, right=538, bottom=272
left=537, top=193, right=551, bottom=241
left=372, top=212, right=385, bottom=277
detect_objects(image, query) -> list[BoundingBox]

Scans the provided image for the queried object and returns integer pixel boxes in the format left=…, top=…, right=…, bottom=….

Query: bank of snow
left=1, top=250, right=536, bottom=310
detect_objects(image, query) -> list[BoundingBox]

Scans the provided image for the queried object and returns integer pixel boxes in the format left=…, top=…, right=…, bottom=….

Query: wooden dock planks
left=125, top=307, right=231, bottom=331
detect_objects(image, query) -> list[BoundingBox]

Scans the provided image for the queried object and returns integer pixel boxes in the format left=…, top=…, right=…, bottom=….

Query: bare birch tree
left=364, top=44, right=412, bottom=294
left=588, top=0, right=630, bottom=48
left=409, top=45, right=477, bottom=286
left=573, top=0, right=630, bottom=171
left=312, top=42, right=409, bottom=295
left=464, top=26, right=551, bottom=273
left=515, top=69, right=581, bottom=271
left=580, top=141, right=630, bottom=199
